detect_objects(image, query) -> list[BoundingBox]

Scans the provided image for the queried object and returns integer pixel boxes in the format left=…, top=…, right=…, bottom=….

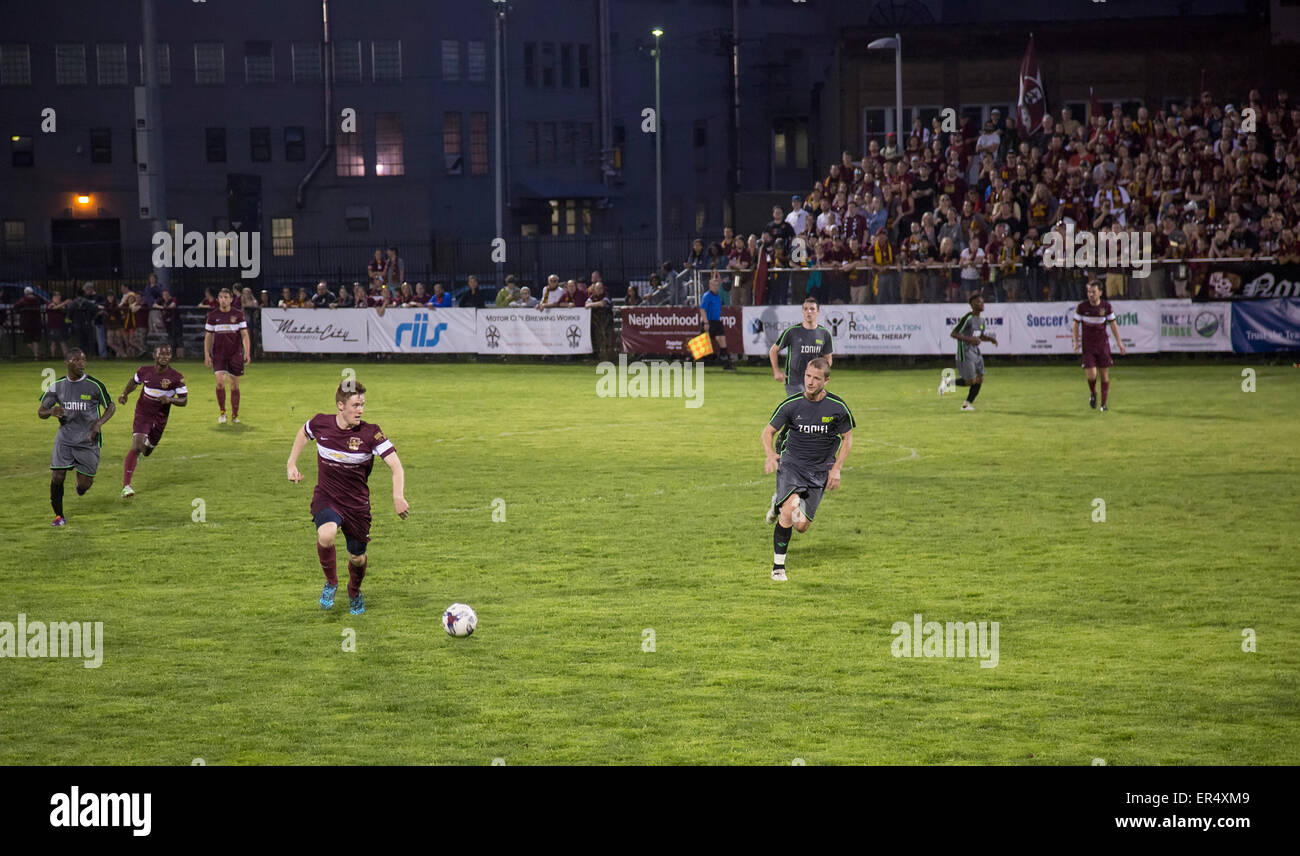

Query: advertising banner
left=1157, top=300, right=1233, bottom=351
left=1198, top=263, right=1300, bottom=300
left=622, top=306, right=742, bottom=356
left=1230, top=299, right=1300, bottom=352
left=1005, top=301, right=1159, bottom=354
left=476, top=308, right=592, bottom=354
left=367, top=307, right=478, bottom=353
left=743, top=305, right=942, bottom=355
left=260, top=308, right=369, bottom=353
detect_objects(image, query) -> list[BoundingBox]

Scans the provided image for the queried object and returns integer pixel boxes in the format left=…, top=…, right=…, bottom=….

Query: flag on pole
left=752, top=243, right=769, bottom=305
left=1017, top=34, right=1046, bottom=140
left=687, top=332, right=714, bottom=360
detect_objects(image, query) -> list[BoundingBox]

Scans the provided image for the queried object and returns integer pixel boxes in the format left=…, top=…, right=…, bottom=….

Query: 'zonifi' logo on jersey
left=347, top=437, right=362, bottom=451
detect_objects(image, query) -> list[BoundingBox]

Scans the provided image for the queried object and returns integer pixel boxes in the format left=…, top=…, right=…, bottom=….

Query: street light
left=867, top=34, right=902, bottom=155
left=493, top=0, right=507, bottom=286
left=652, top=27, right=663, bottom=269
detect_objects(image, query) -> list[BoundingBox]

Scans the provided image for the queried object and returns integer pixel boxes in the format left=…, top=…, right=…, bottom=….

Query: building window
left=194, top=42, right=224, bottom=85
left=613, top=120, right=625, bottom=170
left=470, top=112, right=488, bottom=176
left=540, top=42, right=555, bottom=88
left=292, top=42, right=321, bottom=83
left=560, top=121, right=575, bottom=165
left=579, top=44, right=591, bottom=88
left=0, top=44, right=32, bottom=86
left=376, top=113, right=404, bottom=176
left=3, top=220, right=26, bottom=253
left=333, top=40, right=361, bottom=84
left=96, top=44, right=128, bottom=86
left=523, top=42, right=535, bottom=87
left=271, top=218, right=293, bottom=256
left=541, top=122, right=556, bottom=165
left=55, top=44, right=87, bottom=85
left=669, top=195, right=682, bottom=233
left=560, top=43, right=572, bottom=87
left=11, top=135, right=33, bottom=167
left=205, top=127, right=226, bottom=163
left=244, top=41, right=274, bottom=84
left=345, top=205, right=371, bottom=231
left=696, top=199, right=708, bottom=233
left=250, top=126, right=272, bottom=162
left=694, top=118, right=707, bottom=172
left=337, top=129, right=364, bottom=176
left=137, top=44, right=170, bottom=85
left=774, top=117, right=809, bottom=169
left=441, top=40, right=459, bottom=81
left=525, top=122, right=538, bottom=165
left=443, top=112, right=462, bottom=175
left=372, top=41, right=401, bottom=83
left=579, top=122, right=594, bottom=165
left=284, top=126, right=305, bottom=161
left=468, top=41, right=485, bottom=83
left=90, top=128, right=112, bottom=163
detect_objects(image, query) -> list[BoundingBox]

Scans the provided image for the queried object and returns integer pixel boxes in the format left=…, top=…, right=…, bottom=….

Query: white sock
left=774, top=552, right=786, bottom=566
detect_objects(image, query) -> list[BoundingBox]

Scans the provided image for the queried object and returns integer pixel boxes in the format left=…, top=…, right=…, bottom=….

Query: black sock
left=774, top=524, right=792, bottom=568
left=967, top=382, right=981, bottom=403
left=50, top=481, right=64, bottom=517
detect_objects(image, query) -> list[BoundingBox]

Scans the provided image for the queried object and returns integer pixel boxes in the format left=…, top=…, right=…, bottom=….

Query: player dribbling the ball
left=286, top=381, right=409, bottom=614
left=761, top=357, right=854, bottom=581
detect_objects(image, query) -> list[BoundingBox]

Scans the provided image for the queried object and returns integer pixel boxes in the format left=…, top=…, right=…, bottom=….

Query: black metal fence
left=0, top=233, right=701, bottom=305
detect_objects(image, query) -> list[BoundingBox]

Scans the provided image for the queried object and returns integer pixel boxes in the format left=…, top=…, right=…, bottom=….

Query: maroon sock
left=216, top=386, right=226, bottom=412
left=317, top=543, right=338, bottom=586
left=1101, top=380, right=1109, bottom=406
left=231, top=389, right=240, bottom=418
left=1088, top=378, right=1096, bottom=394
left=347, top=559, right=366, bottom=600
left=124, top=449, right=139, bottom=486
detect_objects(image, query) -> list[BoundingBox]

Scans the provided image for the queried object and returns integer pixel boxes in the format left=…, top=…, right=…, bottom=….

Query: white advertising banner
left=476, top=308, right=592, bottom=354
left=367, top=307, right=479, bottom=353
left=1004, top=301, right=1159, bottom=354
left=1157, top=300, right=1233, bottom=351
left=260, top=308, right=370, bottom=353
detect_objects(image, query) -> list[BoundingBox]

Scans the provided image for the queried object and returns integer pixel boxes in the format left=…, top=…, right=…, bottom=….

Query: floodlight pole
left=653, top=28, right=663, bottom=269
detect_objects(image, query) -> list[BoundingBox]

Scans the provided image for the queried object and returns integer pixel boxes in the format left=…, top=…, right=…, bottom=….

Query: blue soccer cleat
left=349, top=594, right=365, bottom=615
left=319, top=583, right=337, bottom=609
left=51, top=515, right=67, bottom=527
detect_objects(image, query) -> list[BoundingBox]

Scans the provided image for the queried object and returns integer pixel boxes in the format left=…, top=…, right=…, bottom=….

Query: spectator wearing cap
left=785, top=196, right=810, bottom=236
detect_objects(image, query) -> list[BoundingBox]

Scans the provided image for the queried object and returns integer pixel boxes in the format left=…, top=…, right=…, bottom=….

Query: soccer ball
left=443, top=603, right=478, bottom=637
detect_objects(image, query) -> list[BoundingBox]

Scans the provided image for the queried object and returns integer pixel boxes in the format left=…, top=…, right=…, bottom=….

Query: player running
left=761, top=357, right=854, bottom=581
left=117, top=344, right=188, bottom=497
left=204, top=286, right=251, bottom=424
left=1072, top=279, right=1127, bottom=411
left=286, top=381, right=409, bottom=615
left=37, top=348, right=115, bottom=526
left=770, top=296, right=833, bottom=397
left=938, top=293, right=997, bottom=410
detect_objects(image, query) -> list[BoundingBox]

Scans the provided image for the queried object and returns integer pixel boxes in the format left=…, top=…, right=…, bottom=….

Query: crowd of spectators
left=679, top=88, right=1300, bottom=304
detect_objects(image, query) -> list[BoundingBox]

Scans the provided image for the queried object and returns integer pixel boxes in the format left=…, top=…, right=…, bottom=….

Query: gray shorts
left=785, top=382, right=804, bottom=398
left=775, top=459, right=828, bottom=521
left=52, top=440, right=101, bottom=477
left=957, top=351, right=985, bottom=381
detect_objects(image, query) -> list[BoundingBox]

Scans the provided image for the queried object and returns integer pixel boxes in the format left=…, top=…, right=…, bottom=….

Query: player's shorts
left=132, top=410, right=168, bottom=448
left=311, top=504, right=370, bottom=556
left=785, top=381, right=804, bottom=398
left=51, top=440, right=100, bottom=477
left=1081, top=347, right=1113, bottom=369
left=708, top=319, right=725, bottom=338
left=774, top=458, right=829, bottom=522
left=957, top=351, right=985, bottom=381
left=212, top=352, right=244, bottom=376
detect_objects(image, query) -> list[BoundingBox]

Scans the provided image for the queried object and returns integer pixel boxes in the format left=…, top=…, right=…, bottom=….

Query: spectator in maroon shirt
left=367, top=249, right=386, bottom=285
left=45, top=290, right=71, bottom=359
left=14, top=287, right=44, bottom=359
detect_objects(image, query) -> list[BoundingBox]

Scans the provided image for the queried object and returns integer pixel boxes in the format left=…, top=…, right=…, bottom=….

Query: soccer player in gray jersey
left=938, top=293, right=997, bottom=410
left=761, top=357, right=854, bottom=581
left=37, top=349, right=116, bottom=526
left=770, top=297, right=834, bottom=397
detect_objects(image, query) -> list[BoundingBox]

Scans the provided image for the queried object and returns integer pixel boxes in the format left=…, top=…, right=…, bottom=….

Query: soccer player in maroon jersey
left=286, top=381, right=409, bottom=614
left=203, top=287, right=251, bottom=424
left=1072, top=279, right=1128, bottom=411
left=117, top=344, right=188, bottom=498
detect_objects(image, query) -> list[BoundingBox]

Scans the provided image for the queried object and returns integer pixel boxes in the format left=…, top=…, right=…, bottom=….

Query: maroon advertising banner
left=621, top=306, right=744, bottom=356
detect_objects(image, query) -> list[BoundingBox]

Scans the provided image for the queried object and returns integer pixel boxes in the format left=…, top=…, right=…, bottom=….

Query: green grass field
left=2, top=357, right=1298, bottom=765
